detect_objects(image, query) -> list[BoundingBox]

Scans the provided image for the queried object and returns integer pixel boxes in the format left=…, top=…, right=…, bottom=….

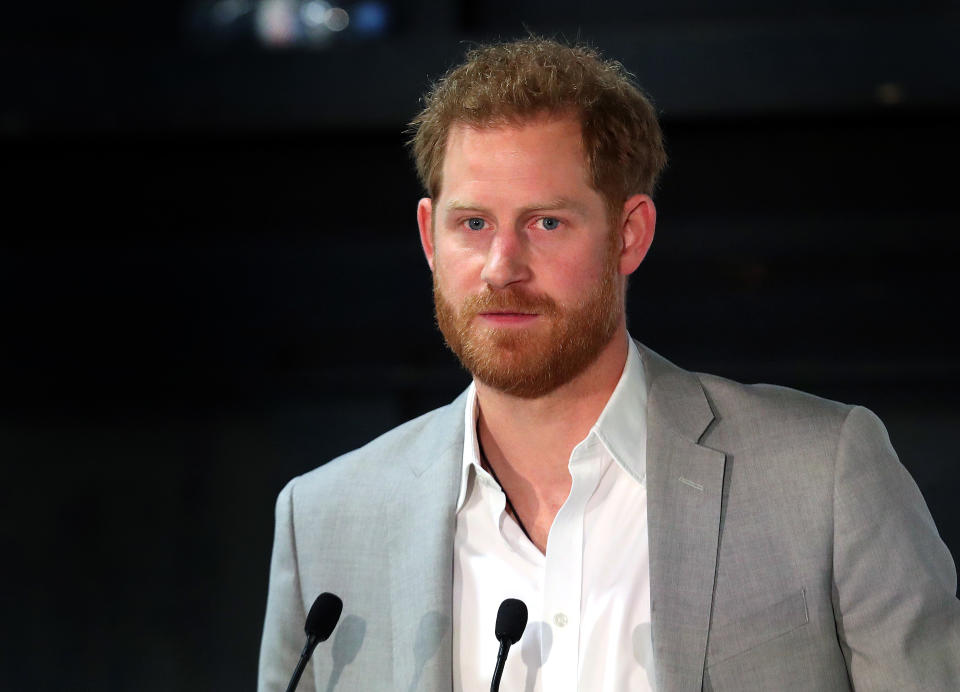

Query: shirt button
left=553, top=612, right=568, bottom=628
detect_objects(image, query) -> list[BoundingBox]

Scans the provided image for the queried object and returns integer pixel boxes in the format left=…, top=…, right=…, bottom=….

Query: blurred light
left=875, top=82, right=905, bottom=106
left=300, top=0, right=330, bottom=28
left=255, top=0, right=299, bottom=46
left=325, top=7, right=349, bottom=32
left=212, top=0, right=251, bottom=25
left=351, top=1, right=388, bottom=36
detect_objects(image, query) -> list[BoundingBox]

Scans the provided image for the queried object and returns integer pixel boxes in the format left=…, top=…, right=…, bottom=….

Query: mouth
left=477, top=311, right=539, bottom=326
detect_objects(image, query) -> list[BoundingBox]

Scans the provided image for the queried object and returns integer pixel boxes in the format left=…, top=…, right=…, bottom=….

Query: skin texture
left=417, top=114, right=656, bottom=552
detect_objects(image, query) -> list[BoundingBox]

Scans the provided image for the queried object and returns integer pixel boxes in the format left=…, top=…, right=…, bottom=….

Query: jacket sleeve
left=258, top=479, right=316, bottom=692
left=832, top=406, right=960, bottom=688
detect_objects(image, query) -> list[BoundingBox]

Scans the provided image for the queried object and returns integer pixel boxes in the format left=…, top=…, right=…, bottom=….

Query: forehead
left=439, top=115, right=592, bottom=200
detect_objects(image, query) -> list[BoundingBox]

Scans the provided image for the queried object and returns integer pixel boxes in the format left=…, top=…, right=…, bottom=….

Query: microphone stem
left=285, top=636, right=318, bottom=692
left=491, top=640, right=510, bottom=692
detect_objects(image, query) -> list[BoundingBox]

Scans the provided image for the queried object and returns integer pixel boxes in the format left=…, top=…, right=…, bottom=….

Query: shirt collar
left=455, top=337, right=649, bottom=513
left=590, top=337, right=648, bottom=485
left=455, top=381, right=482, bottom=513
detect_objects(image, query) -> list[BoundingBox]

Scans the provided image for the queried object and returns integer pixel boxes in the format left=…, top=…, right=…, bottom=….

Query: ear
left=417, top=197, right=435, bottom=272
left=617, top=193, right=656, bottom=276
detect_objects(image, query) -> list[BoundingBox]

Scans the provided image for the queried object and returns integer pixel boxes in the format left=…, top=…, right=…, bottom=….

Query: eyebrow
left=444, top=197, right=589, bottom=216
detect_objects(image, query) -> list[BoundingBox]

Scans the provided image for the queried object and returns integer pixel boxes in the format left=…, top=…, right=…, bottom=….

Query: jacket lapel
left=638, top=344, right=726, bottom=692
left=387, top=391, right=466, bottom=691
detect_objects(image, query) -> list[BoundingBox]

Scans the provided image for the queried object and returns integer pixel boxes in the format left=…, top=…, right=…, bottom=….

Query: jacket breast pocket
left=706, top=588, right=809, bottom=666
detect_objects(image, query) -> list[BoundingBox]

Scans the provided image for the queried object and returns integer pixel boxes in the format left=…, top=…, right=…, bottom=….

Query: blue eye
left=539, top=217, right=560, bottom=230
left=466, top=218, right=486, bottom=231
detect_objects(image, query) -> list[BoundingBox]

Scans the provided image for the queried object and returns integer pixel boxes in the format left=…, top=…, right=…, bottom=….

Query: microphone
left=285, top=592, right=343, bottom=692
left=490, top=598, right=528, bottom=692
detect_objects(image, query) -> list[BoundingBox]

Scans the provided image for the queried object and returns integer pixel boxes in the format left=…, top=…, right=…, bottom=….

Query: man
left=258, top=38, right=960, bottom=691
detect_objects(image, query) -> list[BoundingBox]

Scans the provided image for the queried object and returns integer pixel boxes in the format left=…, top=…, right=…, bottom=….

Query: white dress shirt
left=453, top=339, right=655, bottom=692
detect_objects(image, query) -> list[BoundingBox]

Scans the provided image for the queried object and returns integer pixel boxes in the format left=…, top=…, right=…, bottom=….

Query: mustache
left=460, top=286, right=559, bottom=318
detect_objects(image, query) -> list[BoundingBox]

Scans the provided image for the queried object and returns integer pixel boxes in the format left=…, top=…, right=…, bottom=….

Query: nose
left=480, top=227, right=531, bottom=290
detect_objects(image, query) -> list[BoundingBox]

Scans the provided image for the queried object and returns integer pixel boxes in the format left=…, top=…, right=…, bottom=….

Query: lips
left=477, top=311, right=539, bottom=325
left=457, top=286, right=559, bottom=327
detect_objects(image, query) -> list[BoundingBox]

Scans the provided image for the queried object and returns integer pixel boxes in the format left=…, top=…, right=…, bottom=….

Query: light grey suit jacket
left=258, top=343, right=960, bottom=691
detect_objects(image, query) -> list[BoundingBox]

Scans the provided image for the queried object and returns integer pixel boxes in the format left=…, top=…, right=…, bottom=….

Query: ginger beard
left=433, top=235, right=623, bottom=398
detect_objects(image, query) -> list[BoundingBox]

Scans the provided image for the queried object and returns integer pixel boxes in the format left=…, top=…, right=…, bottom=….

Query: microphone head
left=495, top=598, right=528, bottom=645
left=305, top=592, right=343, bottom=642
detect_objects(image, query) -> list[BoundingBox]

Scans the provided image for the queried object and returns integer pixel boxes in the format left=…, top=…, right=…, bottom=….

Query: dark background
left=2, top=1, right=959, bottom=689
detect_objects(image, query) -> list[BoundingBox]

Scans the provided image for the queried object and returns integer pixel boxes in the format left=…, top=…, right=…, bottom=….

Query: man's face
left=418, top=115, right=633, bottom=398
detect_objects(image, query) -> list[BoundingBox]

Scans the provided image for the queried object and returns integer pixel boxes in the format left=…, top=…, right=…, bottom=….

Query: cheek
left=547, top=251, right=608, bottom=288
left=435, top=244, right=485, bottom=284
left=434, top=259, right=472, bottom=301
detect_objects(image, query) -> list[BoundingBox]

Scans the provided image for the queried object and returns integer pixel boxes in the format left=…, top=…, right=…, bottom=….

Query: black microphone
left=490, top=598, right=528, bottom=692
left=285, top=592, right=343, bottom=692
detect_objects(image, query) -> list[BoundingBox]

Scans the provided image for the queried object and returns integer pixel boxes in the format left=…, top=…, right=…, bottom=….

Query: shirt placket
left=539, top=435, right=603, bottom=692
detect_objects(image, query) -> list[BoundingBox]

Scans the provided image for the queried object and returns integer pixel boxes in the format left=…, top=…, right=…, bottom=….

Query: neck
left=472, top=324, right=630, bottom=553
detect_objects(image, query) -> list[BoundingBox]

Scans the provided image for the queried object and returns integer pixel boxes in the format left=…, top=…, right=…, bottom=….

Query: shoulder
left=280, top=389, right=468, bottom=507
left=689, top=371, right=911, bottom=509
left=696, top=370, right=863, bottom=460
left=637, top=340, right=856, bottom=453
left=698, top=371, right=852, bottom=427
